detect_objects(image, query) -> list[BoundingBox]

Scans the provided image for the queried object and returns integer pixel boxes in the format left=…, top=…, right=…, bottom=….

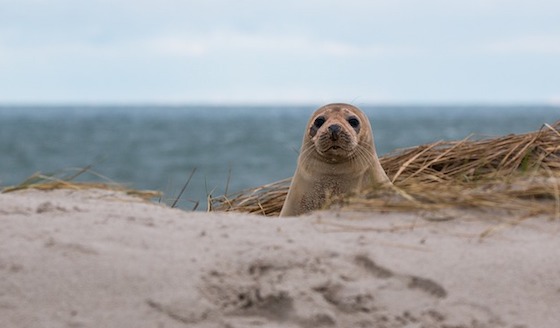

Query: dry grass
left=2, top=170, right=161, bottom=201
left=209, top=121, right=560, bottom=218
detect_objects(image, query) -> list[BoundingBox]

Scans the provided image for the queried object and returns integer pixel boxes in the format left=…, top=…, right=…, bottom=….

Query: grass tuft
left=2, top=168, right=160, bottom=201
left=209, top=121, right=560, bottom=218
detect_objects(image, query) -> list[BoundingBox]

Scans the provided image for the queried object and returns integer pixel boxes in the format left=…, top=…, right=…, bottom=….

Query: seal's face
left=281, top=103, right=390, bottom=216
left=306, top=104, right=370, bottom=162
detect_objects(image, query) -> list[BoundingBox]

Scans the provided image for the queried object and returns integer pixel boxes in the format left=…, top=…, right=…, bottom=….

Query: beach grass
left=1, top=168, right=161, bottom=201
left=209, top=121, right=560, bottom=218
left=3, top=121, right=558, bottom=218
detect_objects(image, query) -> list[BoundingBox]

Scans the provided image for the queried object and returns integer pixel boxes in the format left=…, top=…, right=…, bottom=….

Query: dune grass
left=3, top=121, right=558, bottom=219
left=2, top=168, right=160, bottom=201
left=209, top=121, right=560, bottom=218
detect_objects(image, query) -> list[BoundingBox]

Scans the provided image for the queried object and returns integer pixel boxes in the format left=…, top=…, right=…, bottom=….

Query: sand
left=1, top=188, right=559, bottom=328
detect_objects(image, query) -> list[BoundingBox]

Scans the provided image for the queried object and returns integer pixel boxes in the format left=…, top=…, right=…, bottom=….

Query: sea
left=0, top=105, right=558, bottom=210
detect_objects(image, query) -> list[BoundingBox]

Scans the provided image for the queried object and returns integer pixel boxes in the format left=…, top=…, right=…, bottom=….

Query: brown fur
left=279, top=103, right=391, bottom=217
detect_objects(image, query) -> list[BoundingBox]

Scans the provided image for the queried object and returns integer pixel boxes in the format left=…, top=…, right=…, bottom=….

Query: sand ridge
left=1, top=189, right=559, bottom=327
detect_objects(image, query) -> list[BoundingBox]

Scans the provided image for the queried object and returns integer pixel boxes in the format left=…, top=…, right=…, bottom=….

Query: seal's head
left=304, top=103, right=374, bottom=163
left=280, top=103, right=391, bottom=217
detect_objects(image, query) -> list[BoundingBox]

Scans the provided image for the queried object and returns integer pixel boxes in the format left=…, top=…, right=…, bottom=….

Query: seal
left=279, top=103, right=392, bottom=217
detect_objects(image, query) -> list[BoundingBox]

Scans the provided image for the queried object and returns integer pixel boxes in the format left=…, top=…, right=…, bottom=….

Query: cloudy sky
left=1, top=0, right=559, bottom=104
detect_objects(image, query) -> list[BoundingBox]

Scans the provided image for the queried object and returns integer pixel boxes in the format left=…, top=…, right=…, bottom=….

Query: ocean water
left=0, top=105, right=558, bottom=209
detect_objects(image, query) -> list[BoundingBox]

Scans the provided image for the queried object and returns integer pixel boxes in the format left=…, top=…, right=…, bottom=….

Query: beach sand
left=1, top=188, right=559, bottom=328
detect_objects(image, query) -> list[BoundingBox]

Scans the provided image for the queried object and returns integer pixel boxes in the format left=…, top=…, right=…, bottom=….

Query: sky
left=1, top=0, right=559, bottom=105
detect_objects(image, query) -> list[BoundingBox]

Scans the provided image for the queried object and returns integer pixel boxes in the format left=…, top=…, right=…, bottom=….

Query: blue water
left=0, top=105, right=558, bottom=209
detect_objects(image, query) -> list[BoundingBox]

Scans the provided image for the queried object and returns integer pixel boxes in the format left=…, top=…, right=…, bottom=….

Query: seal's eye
left=348, top=117, right=360, bottom=128
left=314, top=116, right=326, bottom=128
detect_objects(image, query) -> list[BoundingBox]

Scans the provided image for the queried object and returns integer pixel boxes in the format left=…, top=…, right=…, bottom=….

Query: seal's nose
left=328, top=124, right=341, bottom=140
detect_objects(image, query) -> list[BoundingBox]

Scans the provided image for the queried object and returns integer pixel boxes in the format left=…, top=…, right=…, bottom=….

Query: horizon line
left=1, top=101, right=559, bottom=108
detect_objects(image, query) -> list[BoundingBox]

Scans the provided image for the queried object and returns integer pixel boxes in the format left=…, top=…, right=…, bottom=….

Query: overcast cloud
left=1, top=0, right=559, bottom=104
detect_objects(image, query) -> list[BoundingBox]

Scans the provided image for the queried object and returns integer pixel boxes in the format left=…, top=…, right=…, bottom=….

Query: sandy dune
left=1, top=189, right=559, bottom=328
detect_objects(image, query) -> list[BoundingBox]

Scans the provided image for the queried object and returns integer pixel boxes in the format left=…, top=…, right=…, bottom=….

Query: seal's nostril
left=328, top=124, right=341, bottom=134
left=328, top=124, right=341, bottom=141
